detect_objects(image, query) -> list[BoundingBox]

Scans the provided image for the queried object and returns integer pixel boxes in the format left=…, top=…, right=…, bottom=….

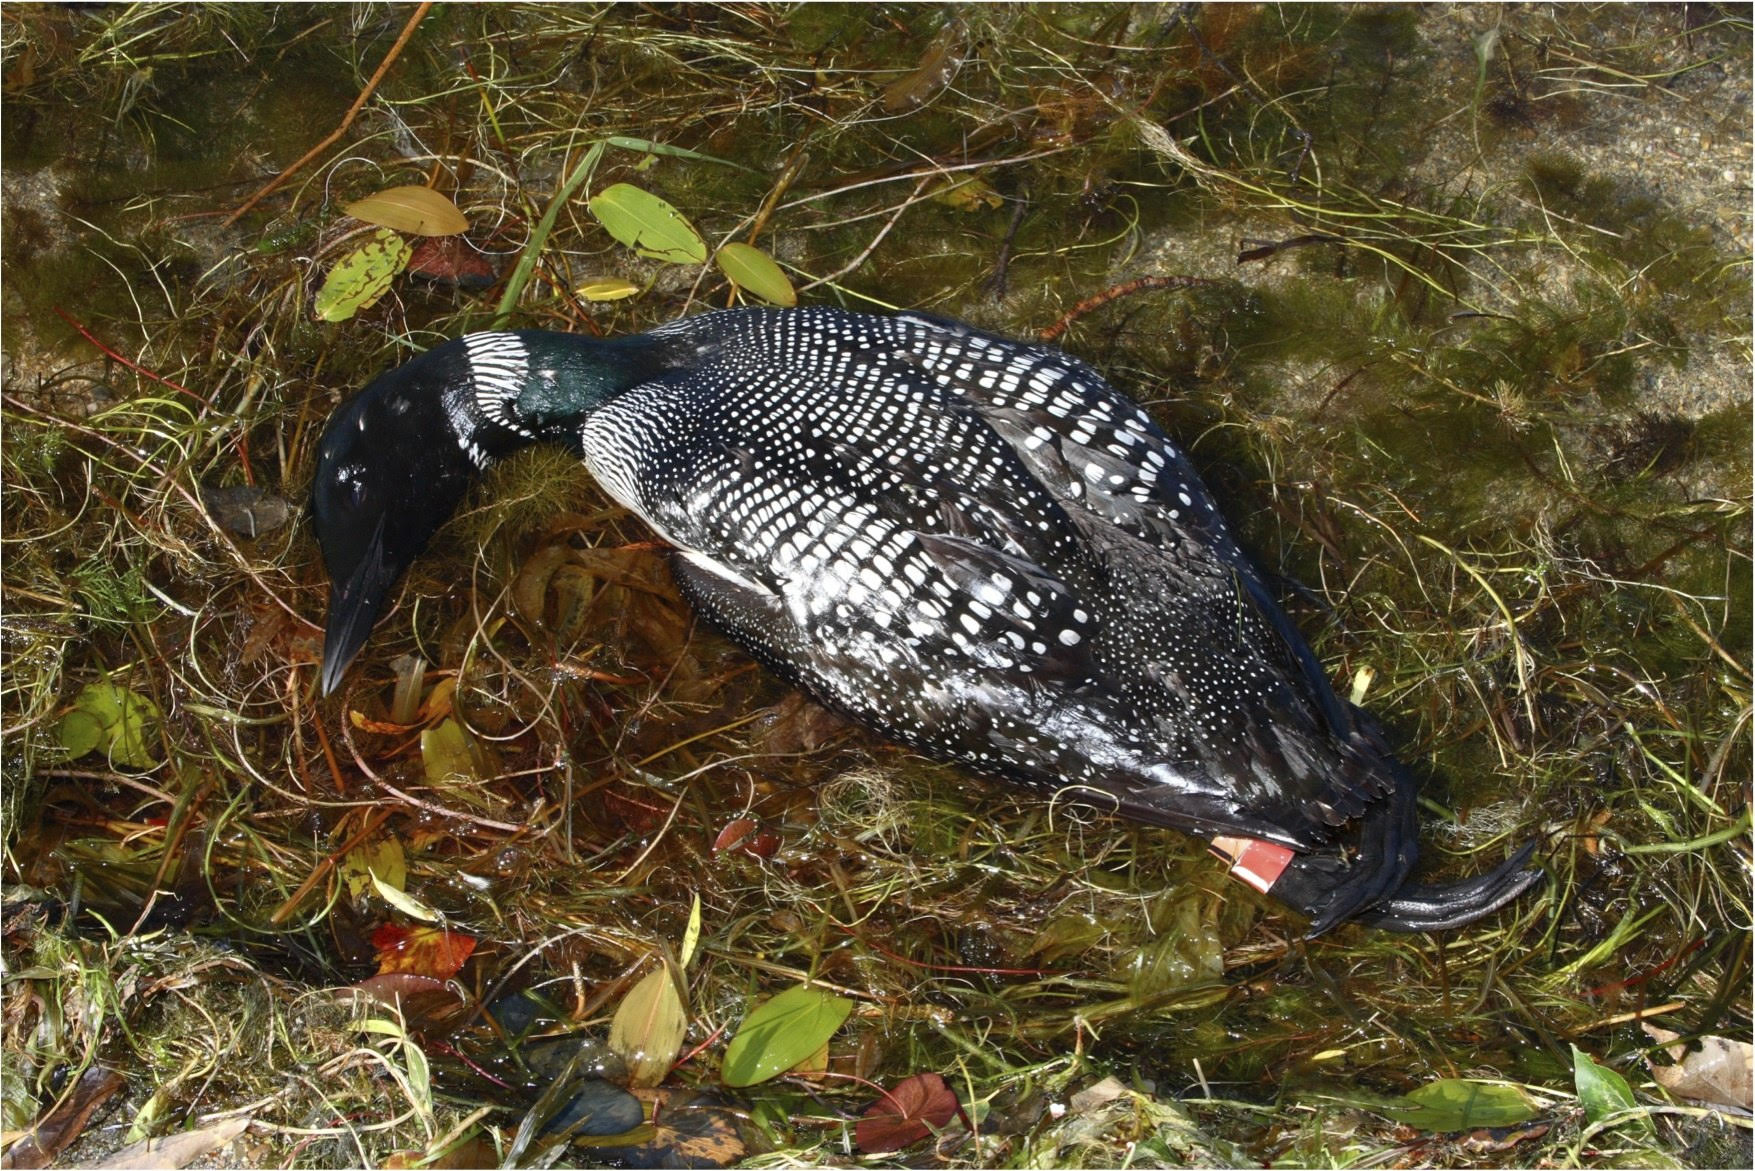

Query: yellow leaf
left=680, top=892, right=703, bottom=971
left=576, top=278, right=643, bottom=302
left=609, top=962, right=689, bottom=1087
left=421, top=718, right=480, bottom=786
left=371, top=870, right=440, bottom=922
left=344, top=186, right=469, bottom=236
left=342, top=837, right=407, bottom=901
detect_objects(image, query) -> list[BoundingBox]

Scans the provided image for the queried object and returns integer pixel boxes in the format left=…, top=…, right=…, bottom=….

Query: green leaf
left=1379, top=1078, right=1537, bottom=1132
left=587, top=184, right=707, bottom=264
left=714, top=243, right=796, bottom=307
left=314, top=228, right=412, bottom=322
left=721, top=984, right=853, bottom=1087
left=421, top=718, right=480, bottom=786
left=603, top=135, right=756, bottom=172
left=342, top=837, right=407, bottom=901
left=57, top=680, right=160, bottom=767
left=1573, top=1044, right=1651, bottom=1132
left=610, top=962, right=689, bottom=1088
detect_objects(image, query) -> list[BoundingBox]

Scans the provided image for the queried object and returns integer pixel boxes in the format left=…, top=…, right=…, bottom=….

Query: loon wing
left=876, top=314, right=1394, bottom=825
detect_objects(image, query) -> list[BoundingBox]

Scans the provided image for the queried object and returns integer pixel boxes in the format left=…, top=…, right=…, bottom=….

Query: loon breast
left=558, top=308, right=1380, bottom=850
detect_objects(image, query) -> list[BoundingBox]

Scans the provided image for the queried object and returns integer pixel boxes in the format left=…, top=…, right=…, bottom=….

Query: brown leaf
left=88, top=1117, right=252, bottom=1170
left=1645, top=1025, right=1754, bottom=1110
left=712, top=817, right=779, bottom=859
left=407, top=236, right=496, bottom=287
left=855, top=1072, right=960, bottom=1154
left=2, top=1066, right=126, bottom=1169
left=585, top=1089, right=744, bottom=1167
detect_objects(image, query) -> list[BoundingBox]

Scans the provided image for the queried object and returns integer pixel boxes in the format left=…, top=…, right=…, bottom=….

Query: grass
left=2, top=4, right=1749, bottom=1168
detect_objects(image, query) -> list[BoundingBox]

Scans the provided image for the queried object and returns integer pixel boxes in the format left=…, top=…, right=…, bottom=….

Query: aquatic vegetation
left=2, top=4, right=1747, bottom=1167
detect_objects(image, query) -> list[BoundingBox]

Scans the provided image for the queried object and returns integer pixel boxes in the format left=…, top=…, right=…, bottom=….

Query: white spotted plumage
left=534, top=308, right=1388, bottom=846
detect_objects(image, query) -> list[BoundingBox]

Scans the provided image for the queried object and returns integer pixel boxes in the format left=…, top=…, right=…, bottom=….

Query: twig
left=52, top=306, right=210, bottom=407
left=795, top=174, right=935, bottom=296
left=52, top=305, right=256, bottom=485
left=222, top=2, right=434, bottom=227
left=1038, top=275, right=1216, bottom=343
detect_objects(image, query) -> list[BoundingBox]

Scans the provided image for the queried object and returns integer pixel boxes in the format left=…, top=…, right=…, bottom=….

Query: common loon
left=312, top=308, right=1540, bottom=935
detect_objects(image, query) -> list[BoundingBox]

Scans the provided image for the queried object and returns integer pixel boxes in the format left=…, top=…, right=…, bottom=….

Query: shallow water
left=2, top=5, right=1748, bottom=1168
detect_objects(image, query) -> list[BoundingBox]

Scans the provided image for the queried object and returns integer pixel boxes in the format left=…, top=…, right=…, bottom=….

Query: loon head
left=313, top=329, right=681, bottom=695
left=312, top=336, right=539, bottom=695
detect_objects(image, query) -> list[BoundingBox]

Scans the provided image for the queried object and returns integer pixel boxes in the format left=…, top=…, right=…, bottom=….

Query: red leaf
left=713, top=817, right=756, bottom=853
left=371, top=923, right=478, bottom=979
left=406, top=236, right=497, bottom=288
left=713, top=817, right=780, bottom=859
left=855, top=1072, right=960, bottom=1154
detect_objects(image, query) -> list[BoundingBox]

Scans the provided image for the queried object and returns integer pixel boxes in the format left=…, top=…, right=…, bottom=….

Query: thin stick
left=1038, top=275, right=1217, bottom=343
left=222, top=3, right=434, bottom=227
left=795, top=174, right=935, bottom=296
left=52, top=306, right=210, bottom=407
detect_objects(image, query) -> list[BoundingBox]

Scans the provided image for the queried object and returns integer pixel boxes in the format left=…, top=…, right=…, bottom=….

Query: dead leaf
left=585, top=1089, right=744, bottom=1167
left=713, top=817, right=780, bottom=859
left=855, top=1072, right=961, bottom=1154
left=88, top=1116, right=251, bottom=1170
left=1069, top=1075, right=1131, bottom=1113
left=407, top=236, right=496, bottom=287
left=1645, top=1025, right=1754, bottom=1110
left=345, top=186, right=468, bottom=236
left=2, top=1066, right=126, bottom=1169
left=371, top=924, right=478, bottom=980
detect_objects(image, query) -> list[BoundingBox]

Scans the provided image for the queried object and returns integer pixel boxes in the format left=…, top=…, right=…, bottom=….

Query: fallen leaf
left=584, top=1089, right=743, bottom=1167
left=3, top=1066, right=126, bottom=1169
left=350, top=971, right=451, bottom=1011
left=1645, top=1025, right=1754, bottom=1111
left=314, top=228, right=412, bottom=322
left=856, top=1072, right=960, bottom=1153
left=1068, top=1076, right=1131, bottom=1114
left=713, top=817, right=781, bottom=859
left=344, top=186, right=468, bottom=236
left=421, top=718, right=481, bottom=787
left=371, top=871, right=440, bottom=922
left=341, top=837, right=406, bottom=902
left=88, top=1116, right=251, bottom=1170
left=882, top=19, right=966, bottom=112
left=371, top=924, right=477, bottom=980
left=407, top=236, right=495, bottom=287
left=200, top=484, right=292, bottom=538
left=609, top=962, right=689, bottom=1088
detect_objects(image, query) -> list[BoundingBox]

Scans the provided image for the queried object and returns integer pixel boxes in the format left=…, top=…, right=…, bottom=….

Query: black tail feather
left=1260, top=763, right=1543, bottom=936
